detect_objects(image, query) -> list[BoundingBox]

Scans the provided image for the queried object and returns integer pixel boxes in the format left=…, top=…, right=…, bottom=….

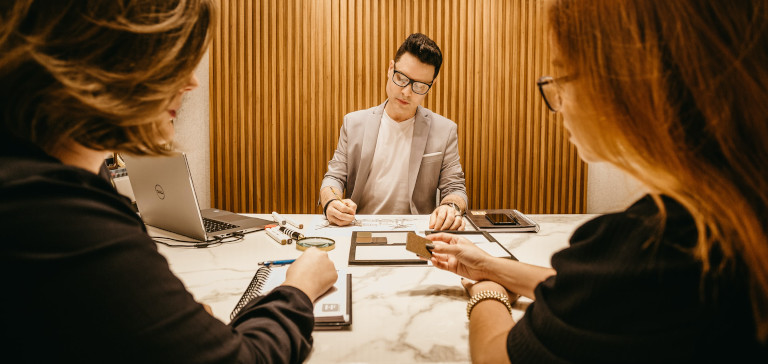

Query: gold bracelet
left=466, top=290, right=513, bottom=320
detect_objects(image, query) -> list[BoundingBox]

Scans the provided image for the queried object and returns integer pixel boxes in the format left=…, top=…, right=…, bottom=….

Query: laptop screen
left=122, top=152, right=209, bottom=240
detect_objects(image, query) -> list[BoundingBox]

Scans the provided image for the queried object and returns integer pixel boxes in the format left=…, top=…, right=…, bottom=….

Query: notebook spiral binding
left=230, top=266, right=272, bottom=320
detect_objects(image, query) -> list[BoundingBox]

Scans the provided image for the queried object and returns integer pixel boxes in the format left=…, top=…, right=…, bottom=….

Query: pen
left=272, top=211, right=287, bottom=226
left=279, top=225, right=305, bottom=240
left=330, top=187, right=345, bottom=205
left=258, top=259, right=296, bottom=266
left=265, top=227, right=288, bottom=245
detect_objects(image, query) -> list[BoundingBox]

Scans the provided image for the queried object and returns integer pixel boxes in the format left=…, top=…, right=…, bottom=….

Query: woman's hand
left=427, top=232, right=493, bottom=282
left=282, top=248, right=338, bottom=302
left=201, top=303, right=213, bottom=315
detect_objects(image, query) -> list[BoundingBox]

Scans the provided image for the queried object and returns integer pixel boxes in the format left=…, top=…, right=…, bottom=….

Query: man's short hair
left=394, top=33, right=443, bottom=80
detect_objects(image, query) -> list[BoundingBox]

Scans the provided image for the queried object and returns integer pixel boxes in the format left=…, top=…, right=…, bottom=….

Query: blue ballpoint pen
left=259, top=259, right=296, bottom=266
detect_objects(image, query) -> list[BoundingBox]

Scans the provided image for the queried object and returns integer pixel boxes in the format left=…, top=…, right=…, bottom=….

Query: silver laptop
left=122, top=152, right=273, bottom=241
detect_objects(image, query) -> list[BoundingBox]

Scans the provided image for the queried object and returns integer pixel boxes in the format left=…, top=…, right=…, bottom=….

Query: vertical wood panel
left=210, top=0, right=587, bottom=214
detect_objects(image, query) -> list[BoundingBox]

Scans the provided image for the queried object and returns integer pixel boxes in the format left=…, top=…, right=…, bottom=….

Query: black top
left=507, top=195, right=767, bottom=362
left=0, top=134, right=315, bottom=363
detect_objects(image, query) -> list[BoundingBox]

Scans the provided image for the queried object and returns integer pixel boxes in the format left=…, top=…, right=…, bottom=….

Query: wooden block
left=356, top=232, right=372, bottom=243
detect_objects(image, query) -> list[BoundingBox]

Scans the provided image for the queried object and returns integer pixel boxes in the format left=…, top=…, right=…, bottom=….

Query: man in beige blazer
left=319, top=33, right=468, bottom=230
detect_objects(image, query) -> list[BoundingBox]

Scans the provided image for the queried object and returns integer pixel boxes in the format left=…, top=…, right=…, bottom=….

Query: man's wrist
left=322, top=199, right=335, bottom=217
left=440, top=202, right=462, bottom=215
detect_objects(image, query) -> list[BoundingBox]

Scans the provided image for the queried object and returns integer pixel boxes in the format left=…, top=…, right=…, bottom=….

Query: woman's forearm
left=483, top=258, right=556, bottom=299
left=468, top=300, right=515, bottom=364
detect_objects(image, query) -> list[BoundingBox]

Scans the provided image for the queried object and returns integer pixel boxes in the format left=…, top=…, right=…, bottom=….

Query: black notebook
left=230, top=265, right=352, bottom=330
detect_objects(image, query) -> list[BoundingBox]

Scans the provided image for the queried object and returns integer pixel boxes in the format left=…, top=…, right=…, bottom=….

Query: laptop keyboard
left=203, top=217, right=240, bottom=233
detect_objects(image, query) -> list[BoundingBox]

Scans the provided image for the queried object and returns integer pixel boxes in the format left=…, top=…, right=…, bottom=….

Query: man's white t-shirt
left=357, top=110, right=415, bottom=214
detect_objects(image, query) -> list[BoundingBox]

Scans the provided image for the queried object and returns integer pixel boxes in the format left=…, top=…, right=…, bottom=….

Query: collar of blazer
left=351, top=101, right=433, bottom=209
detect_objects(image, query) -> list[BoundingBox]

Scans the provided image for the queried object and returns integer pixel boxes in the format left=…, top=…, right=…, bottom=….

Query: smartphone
left=485, top=212, right=518, bottom=225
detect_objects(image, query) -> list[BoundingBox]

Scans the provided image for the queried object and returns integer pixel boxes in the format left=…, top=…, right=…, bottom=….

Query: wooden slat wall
left=209, top=0, right=587, bottom=214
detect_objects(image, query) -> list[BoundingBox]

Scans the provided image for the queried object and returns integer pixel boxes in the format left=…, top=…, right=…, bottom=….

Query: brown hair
left=549, top=0, right=768, bottom=341
left=0, top=0, right=214, bottom=155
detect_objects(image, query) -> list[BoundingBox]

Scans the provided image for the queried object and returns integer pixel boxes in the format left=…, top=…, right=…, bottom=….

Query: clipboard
left=348, top=230, right=516, bottom=265
left=349, top=231, right=427, bottom=265
left=465, top=209, right=540, bottom=233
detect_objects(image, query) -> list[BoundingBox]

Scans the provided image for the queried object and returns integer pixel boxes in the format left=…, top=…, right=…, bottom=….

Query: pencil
left=329, top=187, right=358, bottom=225
left=330, top=187, right=345, bottom=204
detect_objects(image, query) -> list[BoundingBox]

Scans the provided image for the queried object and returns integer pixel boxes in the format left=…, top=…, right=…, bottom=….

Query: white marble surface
left=153, top=213, right=597, bottom=363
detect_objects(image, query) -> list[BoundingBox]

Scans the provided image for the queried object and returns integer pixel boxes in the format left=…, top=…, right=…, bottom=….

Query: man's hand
left=326, top=199, right=357, bottom=226
left=429, top=204, right=465, bottom=231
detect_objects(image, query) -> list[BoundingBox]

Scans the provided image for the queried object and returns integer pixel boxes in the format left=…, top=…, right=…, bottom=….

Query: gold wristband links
left=466, top=290, right=513, bottom=320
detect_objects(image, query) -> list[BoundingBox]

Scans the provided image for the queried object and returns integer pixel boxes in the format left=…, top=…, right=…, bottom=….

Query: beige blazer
left=321, top=101, right=468, bottom=214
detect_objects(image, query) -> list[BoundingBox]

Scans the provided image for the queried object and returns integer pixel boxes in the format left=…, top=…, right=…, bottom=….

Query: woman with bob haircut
left=0, top=1, right=337, bottom=362
left=428, top=0, right=768, bottom=362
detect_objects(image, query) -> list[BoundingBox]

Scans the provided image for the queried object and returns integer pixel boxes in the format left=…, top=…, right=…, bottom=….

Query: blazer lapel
left=350, top=101, right=386, bottom=202
left=408, top=106, right=431, bottom=201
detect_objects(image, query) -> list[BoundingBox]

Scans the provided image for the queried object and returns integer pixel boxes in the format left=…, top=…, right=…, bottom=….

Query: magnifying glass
left=295, top=237, right=336, bottom=251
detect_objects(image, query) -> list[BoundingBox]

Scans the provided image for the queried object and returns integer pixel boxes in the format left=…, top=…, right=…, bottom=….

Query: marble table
left=154, top=213, right=597, bottom=363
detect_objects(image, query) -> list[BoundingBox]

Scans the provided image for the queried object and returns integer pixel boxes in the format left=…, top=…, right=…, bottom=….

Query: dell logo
left=155, top=184, right=166, bottom=200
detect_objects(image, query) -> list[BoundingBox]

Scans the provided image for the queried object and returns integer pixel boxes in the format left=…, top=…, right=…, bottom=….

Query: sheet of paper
left=313, top=270, right=348, bottom=321
left=355, top=245, right=423, bottom=261
left=462, top=233, right=492, bottom=243
left=309, top=214, right=431, bottom=234
left=262, top=266, right=348, bottom=320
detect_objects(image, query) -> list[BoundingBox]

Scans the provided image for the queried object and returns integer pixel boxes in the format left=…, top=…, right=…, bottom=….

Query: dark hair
left=0, top=0, right=214, bottom=155
left=394, top=33, right=442, bottom=79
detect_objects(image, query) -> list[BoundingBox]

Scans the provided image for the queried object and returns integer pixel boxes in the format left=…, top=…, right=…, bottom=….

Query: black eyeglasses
left=536, top=75, right=571, bottom=112
left=392, top=68, right=433, bottom=95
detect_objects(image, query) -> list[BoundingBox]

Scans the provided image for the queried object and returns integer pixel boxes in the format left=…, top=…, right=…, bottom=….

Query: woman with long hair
left=428, top=0, right=768, bottom=362
left=0, top=1, right=336, bottom=362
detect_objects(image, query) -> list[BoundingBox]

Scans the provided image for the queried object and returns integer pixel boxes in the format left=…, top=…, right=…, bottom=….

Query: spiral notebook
left=230, top=265, right=352, bottom=330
